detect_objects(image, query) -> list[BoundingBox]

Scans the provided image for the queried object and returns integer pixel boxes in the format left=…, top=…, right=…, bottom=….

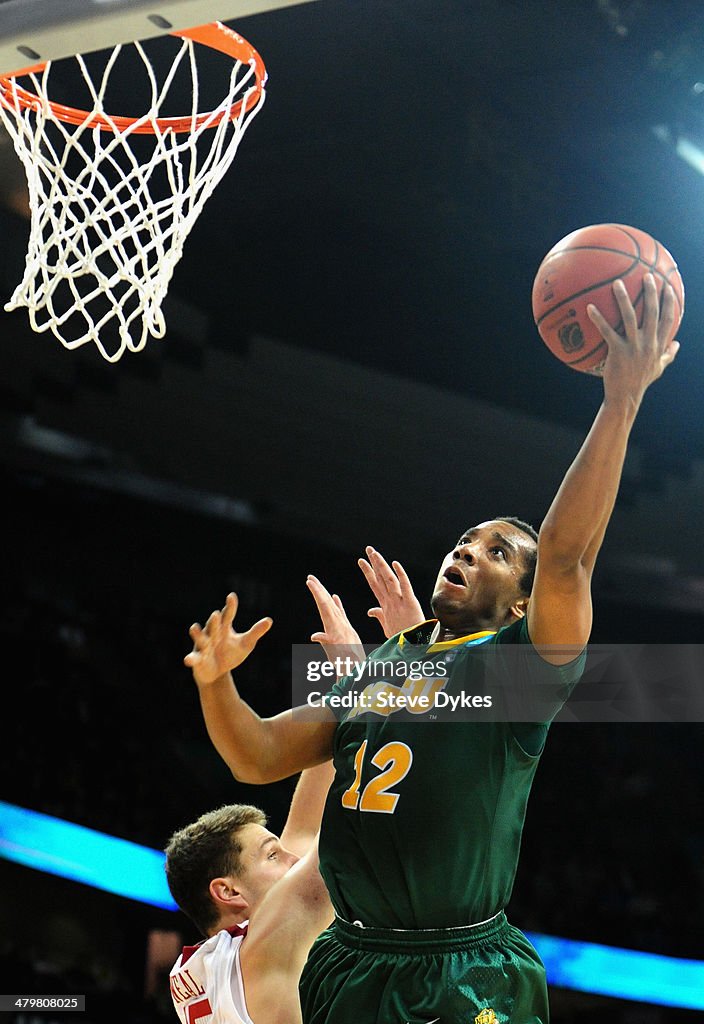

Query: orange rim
left=0, top=22, right=266, bottom=134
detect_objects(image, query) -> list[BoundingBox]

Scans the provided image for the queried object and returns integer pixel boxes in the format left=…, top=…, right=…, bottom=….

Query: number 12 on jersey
left=341, top=740, right=413, bottom=813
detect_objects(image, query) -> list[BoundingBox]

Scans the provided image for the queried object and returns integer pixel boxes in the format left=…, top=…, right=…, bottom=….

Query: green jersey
left=318, top=617, right=585, bottom=929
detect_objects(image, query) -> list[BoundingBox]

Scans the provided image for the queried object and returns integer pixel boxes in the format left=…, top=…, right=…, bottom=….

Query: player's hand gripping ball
left=531, top=223, right=684, bottom=374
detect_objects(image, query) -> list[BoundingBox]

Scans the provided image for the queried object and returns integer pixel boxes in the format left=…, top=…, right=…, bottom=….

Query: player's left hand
left=358, top=546, right=426, bottom=638
left=587, top=273, right=679, bottom=405
left=306, top=575, right=365, bottom=670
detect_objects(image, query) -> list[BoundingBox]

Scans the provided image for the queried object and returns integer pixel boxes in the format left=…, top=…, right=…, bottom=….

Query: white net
left=0, top=27, right=265, bottom=362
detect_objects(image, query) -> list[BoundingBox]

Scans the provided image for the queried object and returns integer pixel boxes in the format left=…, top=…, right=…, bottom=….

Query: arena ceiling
left=2, top=0, right=704, bottom=609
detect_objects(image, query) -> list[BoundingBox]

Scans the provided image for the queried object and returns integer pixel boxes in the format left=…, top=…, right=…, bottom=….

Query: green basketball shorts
left=299, top=911, right=548, bottom=1024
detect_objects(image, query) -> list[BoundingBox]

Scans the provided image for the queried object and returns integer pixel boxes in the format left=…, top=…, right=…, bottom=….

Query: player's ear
left=209, top=877, right=248, bottom=913
left=509, top=596, right=529, bottom=620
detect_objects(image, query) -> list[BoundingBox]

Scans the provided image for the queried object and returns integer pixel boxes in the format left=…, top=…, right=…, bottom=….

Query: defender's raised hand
left=306, top=574, right=365, bottom=668
left=358, top=546, right=425, bottom=638
left=184, top=592, right=272, bottom=686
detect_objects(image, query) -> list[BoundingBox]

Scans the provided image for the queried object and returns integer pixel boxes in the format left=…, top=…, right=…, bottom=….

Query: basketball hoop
left=0, top=22, right=266, bottom=362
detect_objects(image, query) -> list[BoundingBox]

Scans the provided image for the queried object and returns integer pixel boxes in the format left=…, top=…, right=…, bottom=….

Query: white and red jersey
left=169, top=923, right=254, bottom=1024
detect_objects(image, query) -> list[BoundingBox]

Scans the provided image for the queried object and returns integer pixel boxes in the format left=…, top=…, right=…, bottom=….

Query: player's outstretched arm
left=185, top=593, right=335, bottom=784
left=528, top=274, right=679, bottom=661
left=358, top=546, right=426, bottom=637
left=280, top=760, right=335, bottom=859
left=241, top=838, right=333, bottom=1024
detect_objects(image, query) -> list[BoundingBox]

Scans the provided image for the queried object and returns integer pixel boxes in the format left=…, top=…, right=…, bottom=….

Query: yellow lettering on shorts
left=475, top=1009, right=499, bottom=1024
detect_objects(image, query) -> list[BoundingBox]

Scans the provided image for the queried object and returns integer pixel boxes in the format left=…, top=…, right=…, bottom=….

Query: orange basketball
left=531, top=224, right=685, bottom=374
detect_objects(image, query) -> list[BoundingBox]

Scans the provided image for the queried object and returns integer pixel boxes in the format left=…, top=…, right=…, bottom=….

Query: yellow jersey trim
left=398, top=620, right=497, bottom=653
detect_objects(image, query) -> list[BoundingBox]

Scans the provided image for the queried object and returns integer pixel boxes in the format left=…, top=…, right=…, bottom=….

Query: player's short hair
left=494, top=516, right=538, bottom=596
left=165, top=804, right=267, bottom=936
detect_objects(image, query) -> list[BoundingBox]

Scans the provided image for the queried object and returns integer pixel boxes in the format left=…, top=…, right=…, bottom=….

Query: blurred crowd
left=512, top=718, right=703, bottom=957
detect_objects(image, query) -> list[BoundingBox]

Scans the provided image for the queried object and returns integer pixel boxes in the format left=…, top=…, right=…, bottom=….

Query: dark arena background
left=1, top=1, right=703, bottom=1022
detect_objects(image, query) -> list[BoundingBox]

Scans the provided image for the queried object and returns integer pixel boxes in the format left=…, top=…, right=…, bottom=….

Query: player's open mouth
left=443, top=567, right=466, bottom=587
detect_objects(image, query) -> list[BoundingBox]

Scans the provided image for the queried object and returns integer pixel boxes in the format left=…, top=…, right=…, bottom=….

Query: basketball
left=531, top=223, right=685, bottom=374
